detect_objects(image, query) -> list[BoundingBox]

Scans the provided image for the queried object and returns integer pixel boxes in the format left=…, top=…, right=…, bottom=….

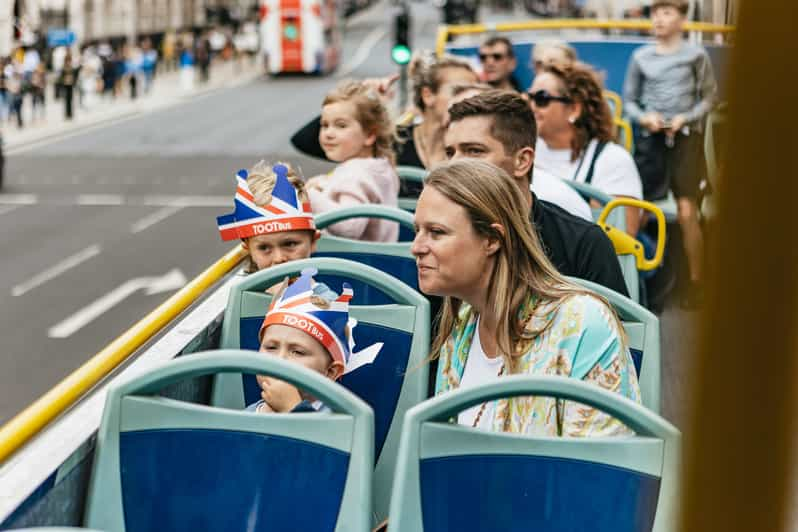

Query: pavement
left=0, top=0, right=696, bottom=437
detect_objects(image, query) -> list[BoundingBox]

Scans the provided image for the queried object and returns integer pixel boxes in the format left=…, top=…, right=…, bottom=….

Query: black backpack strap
left=584, top=141, right=608, bottom=185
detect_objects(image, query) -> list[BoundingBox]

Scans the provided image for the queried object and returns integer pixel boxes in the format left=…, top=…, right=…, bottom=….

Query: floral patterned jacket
left=435, top=293, right=642, bottom=437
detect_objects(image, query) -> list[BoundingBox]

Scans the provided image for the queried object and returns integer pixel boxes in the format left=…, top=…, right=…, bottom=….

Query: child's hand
left=641, top=112, right=665, bottom=133
left=260, top=376, right=303, bottom=413
left=363, top=74, right=399, bottom=105
left=667, top=114, right=687, bottom=135
left=255, top=401, right=275, bottom=414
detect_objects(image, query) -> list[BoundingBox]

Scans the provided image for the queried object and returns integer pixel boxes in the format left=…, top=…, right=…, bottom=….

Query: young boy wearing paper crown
left=217, top=161, right=320, bottom=274
left=247, top=268, right=382, bottom=413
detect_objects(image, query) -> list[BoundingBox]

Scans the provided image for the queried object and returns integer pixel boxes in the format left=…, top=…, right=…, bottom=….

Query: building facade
left=1, top=0, right=255, bottom=56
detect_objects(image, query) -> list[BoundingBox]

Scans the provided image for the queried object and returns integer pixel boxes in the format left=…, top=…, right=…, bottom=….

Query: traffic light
left=392, top=4, right=411, bottom=65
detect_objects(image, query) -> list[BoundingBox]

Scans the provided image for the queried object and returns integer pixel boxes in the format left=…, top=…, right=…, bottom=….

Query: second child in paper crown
left=247, top=268, right=383, bottom=413
left=306, top=81, right=400, bottom=243
left=217, top=161, right=320, bottom=274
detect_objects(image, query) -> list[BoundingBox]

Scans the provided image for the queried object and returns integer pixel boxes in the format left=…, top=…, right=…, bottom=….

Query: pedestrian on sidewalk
left=196, top=36, right=211, bottom=84
left=30, top=62, right=46, bottom=122
left=141, top=38, right=158, bottom=94
left=6, top=66, right=24, bottom=129
left=100, top=48, right=117, bottom=100
left=0, top=58, right=8, bottom=123
left=57, top=51, right=78, bottom=120
left=179, top=43, right=195, bottom=91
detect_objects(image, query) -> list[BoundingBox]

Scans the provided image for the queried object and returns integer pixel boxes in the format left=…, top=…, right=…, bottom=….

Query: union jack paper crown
left=259, top=268, right=382, bottom=375
left=216, top=164, right=315, bottom=241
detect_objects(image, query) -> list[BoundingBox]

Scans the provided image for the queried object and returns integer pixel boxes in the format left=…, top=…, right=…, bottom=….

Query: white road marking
left=0, top=194, right=229, bottom=206
left=0, top=205, right=21, bottom=216
left=0, top=194, right=38, bottom=204
left=48, top=268, right=187, bottom=338
left=11, top=244, right=101, bottom=297
left=337, top=26, right=388, bottom=78
left=76, top=194, right=125, bottom=205
left=130, top=205, right=185, bottom=233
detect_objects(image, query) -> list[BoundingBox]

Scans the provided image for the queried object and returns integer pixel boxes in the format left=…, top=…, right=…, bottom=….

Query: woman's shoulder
left=529, top=292, right=618, bottom=336
left=596, top=140, right=637, bottom=167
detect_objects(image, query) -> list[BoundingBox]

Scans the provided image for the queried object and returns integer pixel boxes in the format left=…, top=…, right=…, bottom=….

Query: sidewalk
left=1, top=58, right=262, bottom=151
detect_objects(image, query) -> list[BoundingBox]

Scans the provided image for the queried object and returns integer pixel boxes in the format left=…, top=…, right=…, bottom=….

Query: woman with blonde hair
left=412, top=159, right=641, bottom=436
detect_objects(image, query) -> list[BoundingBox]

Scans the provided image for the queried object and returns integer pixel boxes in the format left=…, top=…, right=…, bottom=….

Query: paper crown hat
left=259, top=268, right=382, bottom=375
left=217, top=164, right=315, bottom=241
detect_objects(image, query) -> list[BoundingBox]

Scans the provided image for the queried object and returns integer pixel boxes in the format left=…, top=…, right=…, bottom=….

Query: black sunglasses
left=527, top=89, right=572, bottom=108
left=479, top=52, right=508, bottom=62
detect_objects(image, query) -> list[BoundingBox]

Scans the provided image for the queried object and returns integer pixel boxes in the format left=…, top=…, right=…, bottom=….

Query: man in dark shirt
left=445, top=90, right=629, bottom=296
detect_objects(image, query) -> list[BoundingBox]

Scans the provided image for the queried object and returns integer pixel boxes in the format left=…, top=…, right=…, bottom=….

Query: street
left=0, top=1, right=696, bottom=430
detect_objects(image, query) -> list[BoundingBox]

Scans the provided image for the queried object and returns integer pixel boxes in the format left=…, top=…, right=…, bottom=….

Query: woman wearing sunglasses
left=528, top=63, right=643, bottom=235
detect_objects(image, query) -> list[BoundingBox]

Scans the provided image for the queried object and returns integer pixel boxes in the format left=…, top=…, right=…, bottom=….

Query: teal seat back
left=389, top=376, right=680, bottom=532
left=570, top=277, right=660, bottom=413
left=314, top=206, right=417, bottom=301
left=564, top=179, right=627, bottom=231
left=85, top=352, right=374, bottom=532
left=397, top=165, right=426, bottom=213
left=211, top=258, right=430, bottom=522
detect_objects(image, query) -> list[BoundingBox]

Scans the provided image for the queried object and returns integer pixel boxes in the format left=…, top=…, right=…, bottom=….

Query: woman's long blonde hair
left=426, top=159, right=624, bottom=373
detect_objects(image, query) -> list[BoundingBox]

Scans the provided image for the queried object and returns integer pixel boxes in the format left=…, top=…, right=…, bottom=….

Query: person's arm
left=576, top=226, right=630, bottom=297
left=307, top=171, right=378, bottom=240
left=622, top=53, right=645, bottom=123
left=560, top=297, right=641, bottom=437
left=683, top=50, right=718, bottom=124
left=289, top=114, right=329, bottom=161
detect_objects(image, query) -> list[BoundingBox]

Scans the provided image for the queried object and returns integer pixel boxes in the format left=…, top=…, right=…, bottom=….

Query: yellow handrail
left=614, top=116, right=633, bottom=152
left=604, top=90, right=623, bottom=121
left=0, top=244, right=248, bottom=465
left=436, top=19, right=735, bottom=56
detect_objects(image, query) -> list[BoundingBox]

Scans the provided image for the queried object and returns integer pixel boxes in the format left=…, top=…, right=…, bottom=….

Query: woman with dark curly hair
left=528, top=62, right=643, bottom=234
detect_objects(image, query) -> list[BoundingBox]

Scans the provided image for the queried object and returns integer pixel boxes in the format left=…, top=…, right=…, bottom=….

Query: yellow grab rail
left=436, top=19, right=735, bottom=56
left=598, top=198, right=666, bottom=271
left=604, top=90, right=623, bottom=121
left=0, top=244, right=248, bottom=465
left=614, top=116, right=633, bottom=152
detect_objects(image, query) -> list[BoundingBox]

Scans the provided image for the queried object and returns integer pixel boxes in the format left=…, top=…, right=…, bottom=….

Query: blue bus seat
left=388, top=376, right=680, bottom=532
left=210, top=258, right=430, bottom=522
left=314, top=206, right=417, bottom=305
left=84, top=352, right=373, bottom=532
left=569, top=277, right=661, bottom=413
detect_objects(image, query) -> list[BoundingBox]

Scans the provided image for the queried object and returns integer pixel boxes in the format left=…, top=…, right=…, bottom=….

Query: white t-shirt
left=457, top=319, right=505, bottom=431
left=535, top=138, right=643, bottom=200
left=531, top=167, right=594, bottom=222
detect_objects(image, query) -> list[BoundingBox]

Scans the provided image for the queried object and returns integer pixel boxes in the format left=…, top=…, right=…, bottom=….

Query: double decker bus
left=259, top=0, right=343, bottom=75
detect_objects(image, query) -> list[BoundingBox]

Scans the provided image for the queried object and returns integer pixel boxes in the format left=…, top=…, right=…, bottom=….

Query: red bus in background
left=259, top=0, right=343, bottom=74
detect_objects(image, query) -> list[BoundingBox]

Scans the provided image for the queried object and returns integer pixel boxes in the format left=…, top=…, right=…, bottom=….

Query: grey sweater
left=623, top=42, right=717, bottom=127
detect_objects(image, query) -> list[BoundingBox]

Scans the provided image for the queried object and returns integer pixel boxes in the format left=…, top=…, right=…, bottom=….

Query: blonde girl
left=306, top=81, right=400, bottom=242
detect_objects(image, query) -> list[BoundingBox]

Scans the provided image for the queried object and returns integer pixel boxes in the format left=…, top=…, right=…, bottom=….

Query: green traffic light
left=391, top=45, right=412, bottom=65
